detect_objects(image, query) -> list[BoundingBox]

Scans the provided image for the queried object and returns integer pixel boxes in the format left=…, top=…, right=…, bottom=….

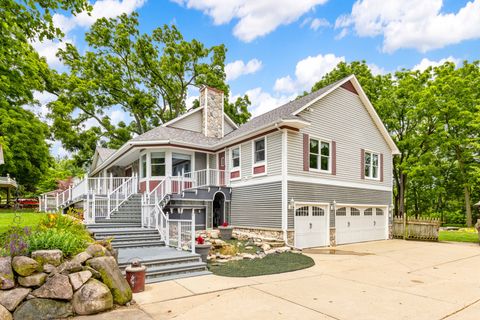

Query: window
left=351, top=208, right=360, bottom=216
left=151, top=152, right=166, bottom=176
left=141, top=154, right=147, bottom=178
left=336, top=207, right=346, bottom=216
left=254, top=138, right=265, bottom=163
left=295, top=206, right=309, bottom=217
left=312, top=207, right=325, bottom=216
left=231, top=147, right=240, bottom=169
left=376, top=208, right=384, bottom=216
left=364, top=208, right=373, bottom=216
left=364, top=151, right=379, bottom=179
left=310, top=138, right=330, bottom=171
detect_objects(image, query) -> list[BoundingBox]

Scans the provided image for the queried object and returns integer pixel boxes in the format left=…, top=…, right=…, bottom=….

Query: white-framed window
left=364, top=151, right=379, bottom=179
left=151, top=152, right=166, bottom=177
left=253, top=137, right=265, bottom=163
left=231, top=147, right=240, bottom=169
left=140, top=154, right=147, bottom=178
left=310, top=138, right=330, bottom=172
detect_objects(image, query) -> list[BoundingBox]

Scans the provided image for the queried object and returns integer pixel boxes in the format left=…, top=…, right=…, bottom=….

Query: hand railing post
left=92, top=193, right=96, bottom=223
left=191, top=211, right=196, bottom=254
left=166, top=214, right=170, bottom=247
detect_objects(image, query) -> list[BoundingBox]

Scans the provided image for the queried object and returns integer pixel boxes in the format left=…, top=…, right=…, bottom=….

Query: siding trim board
left=303, top=133, right=309, bottom=171
left=332, top=141, right=337, bottom=175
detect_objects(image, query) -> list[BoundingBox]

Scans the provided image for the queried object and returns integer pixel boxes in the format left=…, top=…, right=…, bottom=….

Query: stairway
left=86, top=192, right=210, bottom=283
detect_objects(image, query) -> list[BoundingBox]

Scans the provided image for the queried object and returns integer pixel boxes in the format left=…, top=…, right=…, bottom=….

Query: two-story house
left=40, top=75, right=399, bottom=250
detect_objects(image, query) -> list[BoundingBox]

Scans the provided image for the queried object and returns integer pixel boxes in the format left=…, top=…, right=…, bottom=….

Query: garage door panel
left=336, top=206, right=388, bottom=245
left=295, top=205, right=328, bottom=249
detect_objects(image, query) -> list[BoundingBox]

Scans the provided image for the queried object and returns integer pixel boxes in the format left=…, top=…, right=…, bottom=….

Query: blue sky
left=32, top=0, right=480, bottom=155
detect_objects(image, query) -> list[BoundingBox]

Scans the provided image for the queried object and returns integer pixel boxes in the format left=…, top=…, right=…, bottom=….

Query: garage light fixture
left=288, top=198, right=295, bottom=210
left=330, top=200, right=336, bottom=212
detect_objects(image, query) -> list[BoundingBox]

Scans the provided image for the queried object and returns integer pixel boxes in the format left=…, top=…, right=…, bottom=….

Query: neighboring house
left=40, top=75, right=399, bottom=249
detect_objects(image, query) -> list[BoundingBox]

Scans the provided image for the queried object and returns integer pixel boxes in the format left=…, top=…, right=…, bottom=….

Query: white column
left=146, top=152, right=151, bottom=193
left=281, top=129, right=288, bottom=242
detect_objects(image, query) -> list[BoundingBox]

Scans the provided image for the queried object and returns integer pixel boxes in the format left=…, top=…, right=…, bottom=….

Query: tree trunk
left=464, top=185, right=472, bottom=227
left=399, top=173, right=407, bottom=218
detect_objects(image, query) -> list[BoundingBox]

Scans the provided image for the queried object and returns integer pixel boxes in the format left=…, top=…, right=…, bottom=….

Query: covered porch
left=0, top=174, right=17, bottom=208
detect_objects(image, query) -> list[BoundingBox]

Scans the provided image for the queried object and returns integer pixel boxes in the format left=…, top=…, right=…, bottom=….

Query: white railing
left=87, top=177, right=127, bottom=194
left=84, top=193, right=109, bottom=223
left=107, top=174, right=138, bottom=218
left=167, top=216, right=195, bottom=252
left=142, top=177, right=170, bottom=228
left=184, top=169, right=229, bottom=189
left=0, top=175, right=17, bottom=188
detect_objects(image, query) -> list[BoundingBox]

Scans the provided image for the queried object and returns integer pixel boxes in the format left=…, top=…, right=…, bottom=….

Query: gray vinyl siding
left=208, top=153, right=216, bottom=170
left=169, top=110, right=202, bottom=132
left=231, top=182, right=282, bottom=229
left=224, top=117, right=236, bottom=135
left=288, top=87, right=392, bottom=189
left=287, top=181, right=392, bottom=228
left=195, top=152, right=207, bottom=171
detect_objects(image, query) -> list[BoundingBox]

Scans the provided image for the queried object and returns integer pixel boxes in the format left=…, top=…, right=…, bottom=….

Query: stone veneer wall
left=200, top=86, right=224, bottom=138
left=233, top=227, right=294, bottom=244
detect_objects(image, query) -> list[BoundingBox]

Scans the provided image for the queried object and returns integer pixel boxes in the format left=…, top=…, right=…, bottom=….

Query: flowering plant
left=221, top=221, right=229, bottom=227
left=196, top=236, right=205, bottom=245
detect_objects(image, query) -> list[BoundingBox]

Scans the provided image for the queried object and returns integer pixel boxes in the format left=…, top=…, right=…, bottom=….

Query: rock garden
left=0, top=213, right=132, bottom=319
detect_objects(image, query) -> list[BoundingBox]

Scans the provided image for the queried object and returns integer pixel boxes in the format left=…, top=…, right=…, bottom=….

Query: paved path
left=77, top=240, right=480, bottom=320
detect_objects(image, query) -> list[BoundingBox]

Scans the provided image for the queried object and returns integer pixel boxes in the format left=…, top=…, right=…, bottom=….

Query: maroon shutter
left=360, top=149, right=365, bottom=179
left=303, top=134, right=309, bottom=171
left=331, top=141, right=336, bottom=175
left=380, top=153, right=384, bottom=182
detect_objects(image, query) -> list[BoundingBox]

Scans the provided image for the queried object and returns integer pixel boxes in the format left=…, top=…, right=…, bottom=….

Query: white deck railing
left=107, top=175, right=138, bottom=218
left=184, top=169, right=229, bottom=189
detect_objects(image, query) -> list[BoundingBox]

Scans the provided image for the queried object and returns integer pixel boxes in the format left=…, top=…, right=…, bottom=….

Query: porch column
left=146, top=152, right=151, bottom=193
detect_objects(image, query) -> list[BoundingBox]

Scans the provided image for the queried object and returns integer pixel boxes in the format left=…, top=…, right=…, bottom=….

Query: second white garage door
left=294, top=204, right=329, bottom=249
left=335, top=206, right=388, bottom=245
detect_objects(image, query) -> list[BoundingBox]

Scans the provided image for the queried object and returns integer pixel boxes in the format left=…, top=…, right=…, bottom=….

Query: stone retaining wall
left=0, top=244, right=132, bottom=319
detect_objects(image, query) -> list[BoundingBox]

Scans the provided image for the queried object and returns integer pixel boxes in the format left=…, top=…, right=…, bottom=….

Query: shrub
left=27, top=229, right=89, bottom=257
left=0, top=227, right=31, bottom=257
left=39, top=213, right=91, bottom=242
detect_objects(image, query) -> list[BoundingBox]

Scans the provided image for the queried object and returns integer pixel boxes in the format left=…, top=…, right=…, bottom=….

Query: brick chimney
left=200, top=86, right=224, bottom=138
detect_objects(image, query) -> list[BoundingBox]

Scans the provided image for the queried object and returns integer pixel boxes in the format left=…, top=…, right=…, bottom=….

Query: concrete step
left=145, top=270, right=211, bottom=284
left=119, top=255, right=202, bottom=270
left=111, top=240, right=165, bottom=248
left=86, top=223, right=141, bottom=229
left=95, top=219, right=141, bottom=224
left=99, top=234, right=162, bottom=243
left=142, top=262, right=208, bottom=282
left=92, top=228, right=158, bottom=237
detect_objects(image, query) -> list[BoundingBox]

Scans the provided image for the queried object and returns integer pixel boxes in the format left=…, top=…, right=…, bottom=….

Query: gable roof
left=161, top=106, right=239, bottom=131
left=97, top=147, right=116, bottom=161
left=132, top=125, right=221, bottom=146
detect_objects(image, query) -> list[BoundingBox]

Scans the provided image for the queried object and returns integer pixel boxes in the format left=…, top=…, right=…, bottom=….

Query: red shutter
left=380, top=153, right=384, bottom=182
left=331, top=141, right=336, bottom=175
left=360, top=149, right=365, bottom=179
left=303, top=134, right=309, bottom=171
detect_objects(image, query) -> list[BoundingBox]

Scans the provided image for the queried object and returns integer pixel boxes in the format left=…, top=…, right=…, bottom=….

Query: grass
left=0, top=211, right=48, bottom=234
left=439, top=228, right=479, bottom=243
left=208, top=252, right=315, bottom=277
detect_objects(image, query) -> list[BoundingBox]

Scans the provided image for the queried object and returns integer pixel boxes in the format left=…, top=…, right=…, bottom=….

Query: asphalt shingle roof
left=97, top=147, right=117, bottom=161
left=131, top=126, right=221, bottom=146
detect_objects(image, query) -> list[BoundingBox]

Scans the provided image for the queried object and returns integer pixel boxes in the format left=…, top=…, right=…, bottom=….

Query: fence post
left=191, top=211, right=196, bottom=254
left=92, top=193, right=96, bottom=223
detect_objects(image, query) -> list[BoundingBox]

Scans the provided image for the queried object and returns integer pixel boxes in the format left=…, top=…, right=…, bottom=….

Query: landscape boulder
left=0, top=304, right=12, bottom=320
left=32, top=274, right=73, bottom=300
left=11, top=256, right=39, bottom=277
left=72, top=279, right=113, bottom=315
left=57, top=260, right=83, bottom=274
left=31, top=250, right=63, bottom=267
left=42, top=264, right=56, bottom=274
left=13, top=298, right=73, bottom=320
left=0, top=287, right=31, bottom=311
left=87, top=256, right=132, bottom=305
left=0, top=257, right=15, bottom=289
left=72, top=251, right=92, bottom=265
left=18, top=273, right=47, bottom=288
left=86, top=244, right=109, bottom=257
left=69, top=271, right=92, bottom=291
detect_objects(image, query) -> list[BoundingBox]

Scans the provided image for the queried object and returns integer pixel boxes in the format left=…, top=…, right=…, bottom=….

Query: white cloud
left=225, top=59, right=262, bottom=81
left=49, top=140, right=71, bottom=158
left=186, top=95, right=198, bottom=110
left=173, top=0, right=328, bottom=42
left=336, top=0, right=480, bottom=53
left=31, top=38, right=73, bottom=67
left=368, top=63, right=387, bottom=75
left=413, top=56, right=460, bottom=72
left=244, top=88, right=296, bottom=116
left=274, top=53, right=345, bottom=93
left=310, top=18, right=330, bottom=31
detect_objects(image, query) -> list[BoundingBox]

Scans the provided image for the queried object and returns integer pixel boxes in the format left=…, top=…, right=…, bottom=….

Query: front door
left=218, top=151, right=226, bottom=186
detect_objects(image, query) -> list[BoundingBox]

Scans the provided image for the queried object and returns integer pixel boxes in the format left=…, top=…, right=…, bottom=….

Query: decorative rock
left=12, top=256, right=39, bottom=277
left=241, top=253, right=256, bottom=260
left=18, top=272, right=47, bottom=288
left=276, top=246, right=291, bottom=253
left=72, top=252, right=92, bottom=265
left=13, top=298, right=73, bottom=320
left=83, top=266, right=101, bottom=279
left=0, top=257, right=15, bottom=289
left=0, top=304, right=12, bottom=320
left=31, top=250, right=63, bottom=267
left=261, top=244, right=271, bottom=251
left=32, top=274, right=73, bottom=300
left=265, top=249, right=277, bottom=255
left=43, top=264, right=56, bottom=274
left=87, top=256, right=132, bottom=305
left=86, top=244, right=108, bottom=257
left=69, top=271, right=92, bottom=291
left=57, top=260, right=83, bottom=274
left=72, top=279, right=113, bottom=315
left=0, top=287, right=31, bottom=311
left=25, top=294, right=35, bottom=300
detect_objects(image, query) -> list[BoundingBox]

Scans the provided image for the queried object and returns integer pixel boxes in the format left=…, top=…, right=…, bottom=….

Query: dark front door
left=213, top=192, right=225, bottom=228
left=218, top=151, right=225, bottom=186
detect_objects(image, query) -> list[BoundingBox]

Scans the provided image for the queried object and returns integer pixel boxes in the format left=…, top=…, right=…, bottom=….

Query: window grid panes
left=312, top=207, right=325, bottom=216
left=254, top=138, right=265, bottom=163
left=141, top=154, right=147, bottom=178
left=364, top=151, right=379, bottom=179
left=364, top=208, right=373, bottom=216
left=295, top=206, right=309, bottom=217
left=336, top=207, right=346, bottom=216
left=351, top=208, right=361, bottom=216
left=376, top=208, right=384, bottom=216
left=310, top=138, right=330, bottom=171
left=151, top=152, right=166, bottom=176
left=231, top=148, right=240, bottom=168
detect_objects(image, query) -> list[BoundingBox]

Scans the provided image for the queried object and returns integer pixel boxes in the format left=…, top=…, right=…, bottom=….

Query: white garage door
left=294, top=204, right=329, bottom=249
left=336, top=206, right=387, bottom=245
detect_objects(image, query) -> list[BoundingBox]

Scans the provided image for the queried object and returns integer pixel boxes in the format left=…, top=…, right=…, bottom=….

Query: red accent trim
left=331, top=141, right=337, bottom=175
left=360, top=149, right=365, bottom=179
left=253, top=165, right=265, bottom=174
left=149, top=180, right=160, bottom=192
left=230, top=171, right=240, bottom=179
left=380, top=153, right=384, bottom=182
left=303, top=134, right=309, bottom=171
left=341, top=81, right=358, bottom=95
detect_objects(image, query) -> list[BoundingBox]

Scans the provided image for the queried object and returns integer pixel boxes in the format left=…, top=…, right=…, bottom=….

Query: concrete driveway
left=78, top=240, right=480, bottom=320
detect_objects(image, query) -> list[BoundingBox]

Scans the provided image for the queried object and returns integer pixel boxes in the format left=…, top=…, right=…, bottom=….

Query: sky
left=31, top=0, right=480, bottom=156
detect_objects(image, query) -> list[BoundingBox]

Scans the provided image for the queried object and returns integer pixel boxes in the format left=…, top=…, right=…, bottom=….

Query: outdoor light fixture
left=288, top=198, right=295, bottom=210
left=330, top=200, right=336, bottom=212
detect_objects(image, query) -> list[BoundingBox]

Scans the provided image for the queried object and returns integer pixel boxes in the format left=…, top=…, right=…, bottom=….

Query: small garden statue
left=218, top=221, right=233, bottom=240
left=475, top=219, right=480, bottom=245
left=195, top=236, right=211, bottom=262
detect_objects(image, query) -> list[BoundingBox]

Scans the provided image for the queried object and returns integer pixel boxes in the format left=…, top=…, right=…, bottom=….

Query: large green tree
left=49, top=13, right=251, bottom=166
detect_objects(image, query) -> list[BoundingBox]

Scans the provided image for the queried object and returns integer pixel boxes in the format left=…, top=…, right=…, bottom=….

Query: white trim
left=308, top=135, right=332, bottom=174
left=252, top=136, right=268, bottom=176
left=161, top=106, right=203, bottom=127
left=363, top=149, right=380, bottom=181
left=229, top=145, right=242, bottom=181
left=221, top=92, right=225, bottom=137
left=335, top=203, right=389, bottom=208
left=204, top=87, right=208, bottom=135
left=224, top=114, right=239, bottom=129
left=230, top=175, right=282, bottom=187
left=292, top=75, right=400, bottom=155
left=281, top=129, right=288, bottom=239
left=287, top=174, right=392, bottom=192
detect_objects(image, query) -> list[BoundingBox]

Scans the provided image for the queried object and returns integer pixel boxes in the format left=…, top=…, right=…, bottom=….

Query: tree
left=36, top=159, right=85, bottom=194
left=49, top=13, right=251, bottom=165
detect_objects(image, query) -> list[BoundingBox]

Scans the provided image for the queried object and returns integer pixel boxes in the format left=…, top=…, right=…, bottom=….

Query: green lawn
left=439, top=229, right=479, bottom=243
left=0, top=211, right=48, bottom=234
left=208, top=252, right=315, bottom=277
